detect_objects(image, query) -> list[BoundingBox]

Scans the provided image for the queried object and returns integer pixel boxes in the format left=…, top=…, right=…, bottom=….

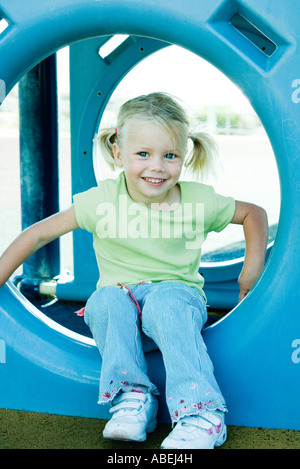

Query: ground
left=1, top=297, right=299, bottom=450
left=0, top=408, right=300, bottom=449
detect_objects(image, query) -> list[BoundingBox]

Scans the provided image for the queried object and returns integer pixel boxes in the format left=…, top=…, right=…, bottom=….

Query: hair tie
left=115, top=128, right=118, bottom=134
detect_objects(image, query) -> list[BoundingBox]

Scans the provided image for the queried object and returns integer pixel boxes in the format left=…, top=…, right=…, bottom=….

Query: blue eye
left=165, top=153, right=176, bottom=159
left=138, top=152, right=148, bottom=157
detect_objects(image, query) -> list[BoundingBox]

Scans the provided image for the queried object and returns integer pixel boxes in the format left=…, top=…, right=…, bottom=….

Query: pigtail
left=185, top=131, right=219, bottom=180
left=96, top=127, right=118, bottom=170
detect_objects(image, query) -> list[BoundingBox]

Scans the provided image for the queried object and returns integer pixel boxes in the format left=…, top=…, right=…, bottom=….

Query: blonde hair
left=97, top=92, right=218, bottom=180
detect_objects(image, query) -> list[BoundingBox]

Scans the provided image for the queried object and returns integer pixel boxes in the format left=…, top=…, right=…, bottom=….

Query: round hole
left=93, top=45, right=280, bottom=264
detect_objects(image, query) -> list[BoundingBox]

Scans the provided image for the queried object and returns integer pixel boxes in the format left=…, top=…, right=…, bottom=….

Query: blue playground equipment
left=1, top=0, right=300, bottom=430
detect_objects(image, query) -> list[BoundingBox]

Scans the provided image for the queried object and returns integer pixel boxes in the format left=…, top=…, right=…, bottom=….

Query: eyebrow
left=134, top=145, right=178, bottom=152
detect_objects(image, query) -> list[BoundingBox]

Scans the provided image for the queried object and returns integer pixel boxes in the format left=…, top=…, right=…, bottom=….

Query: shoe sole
left=161, top=425, right=227, bottom=450
left=103, top=418, right=157, bottom=442
left=215, top=425, right=227, bottom=448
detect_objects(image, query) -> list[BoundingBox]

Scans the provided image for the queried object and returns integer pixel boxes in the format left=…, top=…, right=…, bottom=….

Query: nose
left=149, top=155, right=165, bottom=172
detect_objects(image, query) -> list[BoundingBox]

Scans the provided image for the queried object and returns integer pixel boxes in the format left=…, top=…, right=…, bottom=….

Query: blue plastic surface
left=1, top=0, right=300, bottom=430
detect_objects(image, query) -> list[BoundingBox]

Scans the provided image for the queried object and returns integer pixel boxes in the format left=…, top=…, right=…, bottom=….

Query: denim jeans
left=84, top=281, right=227, bottom=424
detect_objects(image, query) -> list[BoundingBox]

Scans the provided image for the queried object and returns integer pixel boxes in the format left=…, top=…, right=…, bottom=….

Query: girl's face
left=112, top=119, right=184, bottom=206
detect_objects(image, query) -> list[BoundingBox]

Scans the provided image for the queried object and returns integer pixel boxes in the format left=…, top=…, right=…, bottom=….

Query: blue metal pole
left=18, top=54, right=60, bottom=291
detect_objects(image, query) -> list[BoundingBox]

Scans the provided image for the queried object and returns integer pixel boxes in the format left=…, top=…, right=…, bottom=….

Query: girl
left=0, top=92, right=268, bottom=449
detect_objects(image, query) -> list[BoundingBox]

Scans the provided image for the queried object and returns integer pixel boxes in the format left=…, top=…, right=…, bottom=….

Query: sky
left=57, top=40, right=254, bottom=114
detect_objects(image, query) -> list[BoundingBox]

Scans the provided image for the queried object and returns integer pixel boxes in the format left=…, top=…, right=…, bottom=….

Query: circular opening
left=94, top=45, right=280, bottom=263
left=1, top=43, right=281, bottom=337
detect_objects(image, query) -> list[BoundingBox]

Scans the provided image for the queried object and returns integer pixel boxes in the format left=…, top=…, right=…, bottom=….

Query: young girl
left=0, top=92, right=268, bottom=449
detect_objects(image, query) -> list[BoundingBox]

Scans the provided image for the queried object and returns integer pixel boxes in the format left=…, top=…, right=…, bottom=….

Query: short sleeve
left=73, top=186, right=100, bottom=233
left=210, top=189, right=236, bottom=232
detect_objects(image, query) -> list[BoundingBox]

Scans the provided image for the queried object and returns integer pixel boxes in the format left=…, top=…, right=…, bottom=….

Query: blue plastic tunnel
left=1, top=0, right=300, bottom=430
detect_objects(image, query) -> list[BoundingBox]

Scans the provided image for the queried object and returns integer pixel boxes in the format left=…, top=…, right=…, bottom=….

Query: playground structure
left=1, top=0, right=300, bottom=430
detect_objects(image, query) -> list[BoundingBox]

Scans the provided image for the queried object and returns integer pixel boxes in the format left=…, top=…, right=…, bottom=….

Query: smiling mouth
left=143, top=177, right=166, bottom=186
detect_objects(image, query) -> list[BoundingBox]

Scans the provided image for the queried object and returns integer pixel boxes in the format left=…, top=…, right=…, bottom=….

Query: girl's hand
left=238, top=263, right=264, bottom=302
left=231, top=201, right=268, bottom=304
left=0, top=205, right=79, bottom=288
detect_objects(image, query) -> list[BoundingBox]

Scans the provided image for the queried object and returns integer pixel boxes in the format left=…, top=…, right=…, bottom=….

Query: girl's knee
left=142, top=285, right=177, bottom=328
left=85, top=286, right=118, bottom=325
left=86, top=286, right=121, bottom=309
left=85, top=285, right=138, bottom=326
left=142, top=282, right=206, bottom=330
left=143, top=283, right=190, bottom=315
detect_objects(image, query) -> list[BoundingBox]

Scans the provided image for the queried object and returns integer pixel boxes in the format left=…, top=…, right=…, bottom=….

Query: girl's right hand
left=0, top=205, right=79, bottom=288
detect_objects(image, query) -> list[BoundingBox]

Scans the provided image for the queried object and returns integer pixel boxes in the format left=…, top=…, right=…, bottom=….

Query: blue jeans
left=84, top=281, right=227, bottom=424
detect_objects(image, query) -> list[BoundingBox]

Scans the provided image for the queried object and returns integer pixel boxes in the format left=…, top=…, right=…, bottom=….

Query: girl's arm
left=0, top=205, right=79, bottom=288
left=231, top=201, right=268, bottom=302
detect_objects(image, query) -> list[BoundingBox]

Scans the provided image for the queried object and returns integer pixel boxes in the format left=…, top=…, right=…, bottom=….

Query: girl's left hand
left=237, top=265, right=264, bottom=302
left=238, top=279, right=252, bottom=302
left=231, top=201, right=268, bottom=304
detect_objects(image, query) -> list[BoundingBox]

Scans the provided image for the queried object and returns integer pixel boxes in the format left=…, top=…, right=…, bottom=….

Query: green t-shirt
left=73, top=172, right=235, bottom=298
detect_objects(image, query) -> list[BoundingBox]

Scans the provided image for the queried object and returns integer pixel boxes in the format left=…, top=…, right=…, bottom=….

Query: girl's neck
left=148, top=184, right=181, bottom=212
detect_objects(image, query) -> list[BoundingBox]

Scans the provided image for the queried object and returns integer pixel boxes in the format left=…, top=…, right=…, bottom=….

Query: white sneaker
left=161, top=411, right=227, bottom=449
left=103, top=386, right=158, bottom=442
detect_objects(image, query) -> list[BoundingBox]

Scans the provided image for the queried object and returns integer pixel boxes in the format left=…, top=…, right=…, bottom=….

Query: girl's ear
left=112, top=143, right=123, bottom=167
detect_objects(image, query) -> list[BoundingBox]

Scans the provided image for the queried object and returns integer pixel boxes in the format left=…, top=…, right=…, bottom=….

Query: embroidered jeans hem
left=98, top=382, right=160, bottom=405
left=171, top=400, right=228, bottom=426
